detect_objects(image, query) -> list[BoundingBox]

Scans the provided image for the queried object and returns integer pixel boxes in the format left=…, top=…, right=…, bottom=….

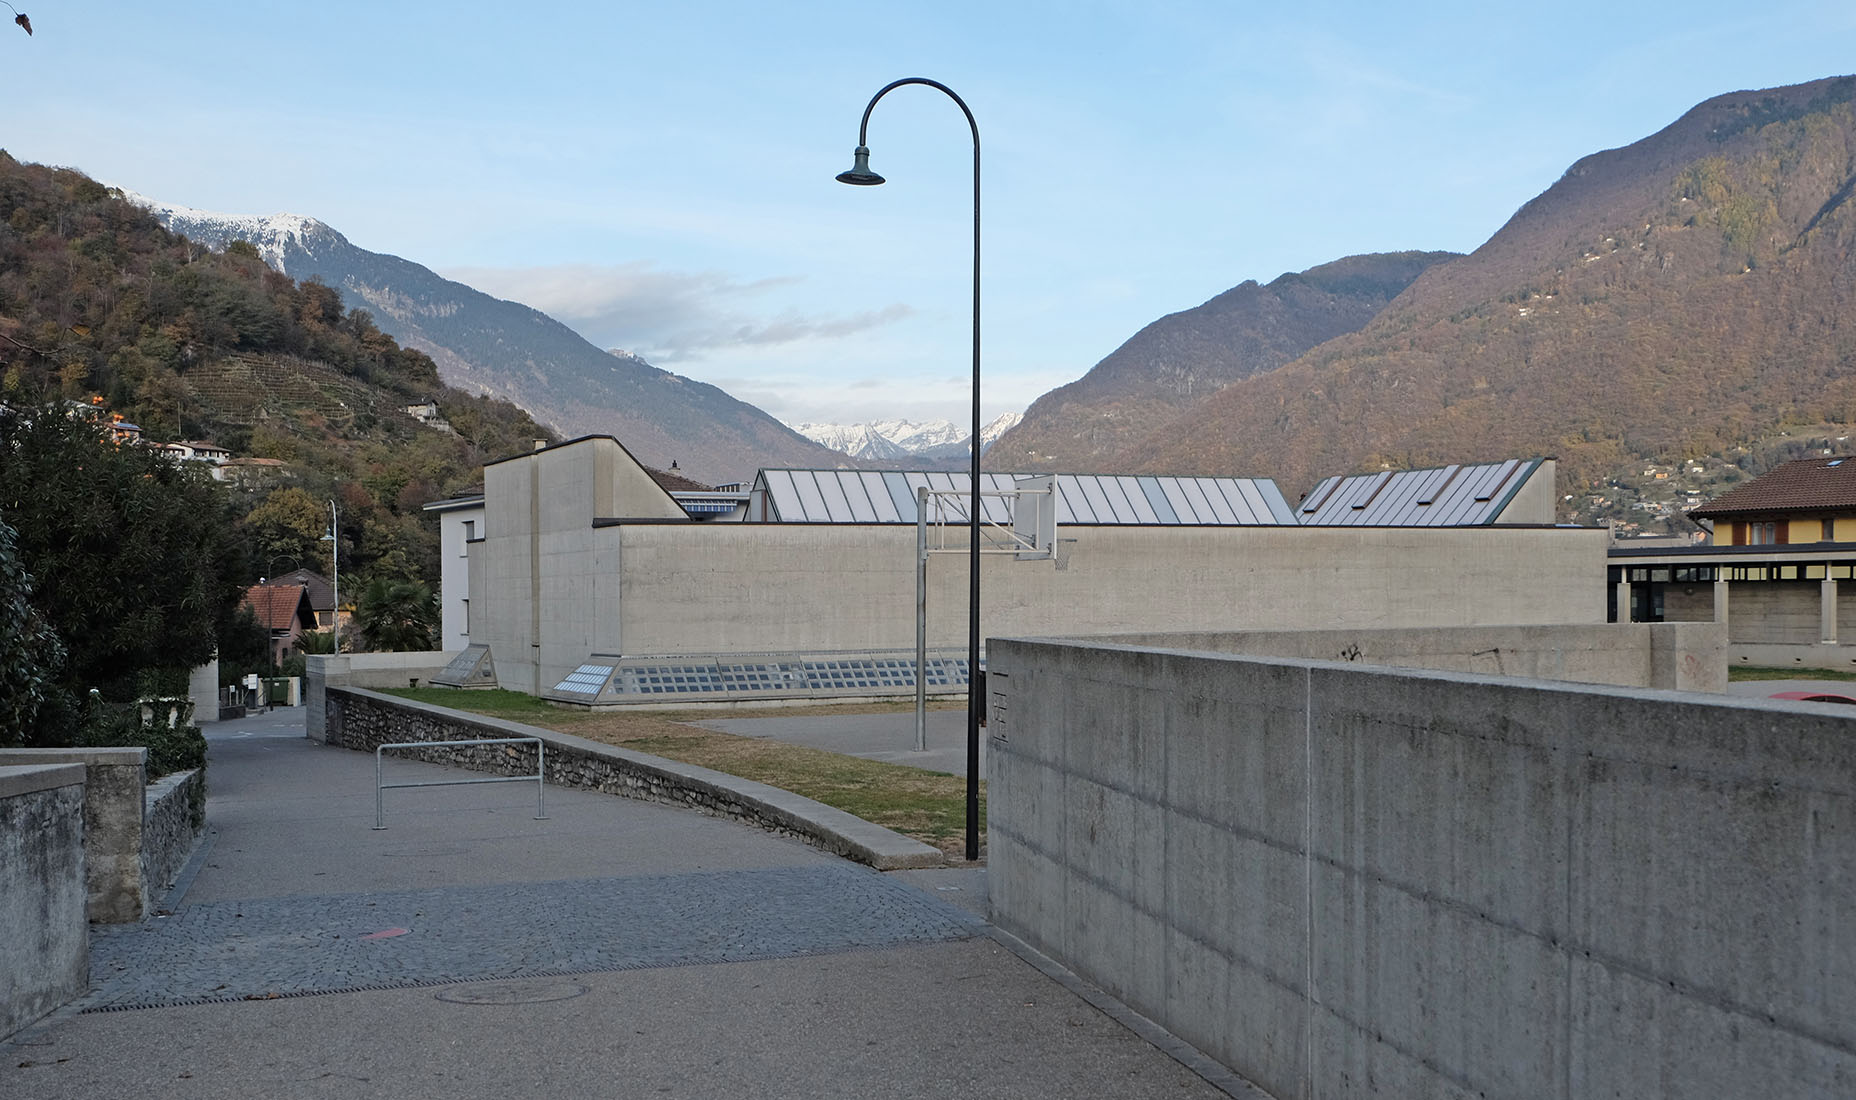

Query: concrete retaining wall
left=324, top=688, right=939, bottom=869
left=0, top=764, right=87, bottom=1040
left=1091, top=621, right=1726, bottom=692
left=986, top=638, right=1856, bottom=1099
left=1732, top=642, right=1856, bottom=673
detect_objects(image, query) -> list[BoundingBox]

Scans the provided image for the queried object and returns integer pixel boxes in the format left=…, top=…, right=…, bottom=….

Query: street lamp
left=837, top=77, right=984, bottom=861
left=320, top=499, right=339, bottom=654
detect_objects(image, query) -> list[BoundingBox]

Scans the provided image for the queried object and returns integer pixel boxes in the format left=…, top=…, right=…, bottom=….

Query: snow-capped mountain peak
left=120, top=190, right=344, bottom=274
left=789, top=414, right=1023, bottom=462
left=979, top=411, right=1022, bottom=447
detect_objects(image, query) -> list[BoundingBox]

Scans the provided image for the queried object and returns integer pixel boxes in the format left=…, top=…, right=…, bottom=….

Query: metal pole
left=845, top=78, right=982, bottom=860
left=329, top=499, right=340, bottom=654
left=916, top=485, right=929, bottom=753
left=374, top=745, right=384, bottom=829
left=535, top=740, right=547, bottom=820
left=966, top=102, right=982, bottom=863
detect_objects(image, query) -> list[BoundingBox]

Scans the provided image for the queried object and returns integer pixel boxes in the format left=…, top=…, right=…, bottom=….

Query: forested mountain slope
left=1119, top=75, right=1856, bottom=498
left=0, top=152, right=554, bottom=586
left=990, top=251, right=1457, bottom=470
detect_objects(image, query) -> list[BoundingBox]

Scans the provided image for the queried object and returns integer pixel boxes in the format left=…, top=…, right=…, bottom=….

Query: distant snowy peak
left=122, top=190, right=344, bottom=274
left=791, top=414, right=1023, bottom=461
left=979, top=411, right=1022, bottom=447
left=789, top=421, right=911, bottom=461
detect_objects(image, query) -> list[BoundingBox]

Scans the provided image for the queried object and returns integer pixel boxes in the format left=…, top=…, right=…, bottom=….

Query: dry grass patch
left=382, top=688, right=981, bottom=858
left=1729, top=665, right=1856, bottom=682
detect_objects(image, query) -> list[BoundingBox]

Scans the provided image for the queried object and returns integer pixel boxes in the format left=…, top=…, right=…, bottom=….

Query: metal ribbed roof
left=751, top=470, right=1298, bottom=525
left=1297, top=458, right=1544, bottom=526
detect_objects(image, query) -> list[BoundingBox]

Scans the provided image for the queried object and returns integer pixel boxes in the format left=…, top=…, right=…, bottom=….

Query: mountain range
left=995, top=74, right=1856, bottom=504
left=790, top=413, right=1023, bottom=463
left=124, top=72, right=1856, bottom=512
left=989, top=252, right=1456, bottom=470
left=129, top=195, right=847, bottom=487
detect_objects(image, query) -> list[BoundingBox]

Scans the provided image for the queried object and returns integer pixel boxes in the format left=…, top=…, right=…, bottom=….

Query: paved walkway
left=5, top=708, right=1241, bottom=1099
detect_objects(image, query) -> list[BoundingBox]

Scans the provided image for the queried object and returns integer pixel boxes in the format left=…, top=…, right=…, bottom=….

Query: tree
left=0, top=405, right=248, bottom=740
left=0, top=516, right=65, bottom=745
left=243, top=486, right=331, bottom=570
left=354, top=577, right=437, bottom=652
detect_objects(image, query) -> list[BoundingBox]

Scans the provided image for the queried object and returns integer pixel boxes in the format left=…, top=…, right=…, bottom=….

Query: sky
left=8, top=2, right=1856, bottom=429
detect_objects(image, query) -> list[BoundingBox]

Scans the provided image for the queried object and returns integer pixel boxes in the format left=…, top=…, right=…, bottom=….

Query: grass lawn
left=1728, top=666, right=1856, bottom=682
left=381, top=688, right=981, bottom=859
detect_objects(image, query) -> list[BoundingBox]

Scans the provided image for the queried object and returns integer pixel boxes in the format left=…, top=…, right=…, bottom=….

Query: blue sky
left=8, top=2, right=1855, bottom=427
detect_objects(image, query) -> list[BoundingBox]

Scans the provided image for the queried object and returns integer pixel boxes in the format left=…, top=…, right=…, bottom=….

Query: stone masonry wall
left=325, top=687, right=938, bottom=869
left=141, top=768, right=205, bottom=903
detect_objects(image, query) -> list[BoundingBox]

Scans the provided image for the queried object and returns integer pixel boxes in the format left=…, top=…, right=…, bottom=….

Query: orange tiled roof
left=243, top=584, right=314, bottom=632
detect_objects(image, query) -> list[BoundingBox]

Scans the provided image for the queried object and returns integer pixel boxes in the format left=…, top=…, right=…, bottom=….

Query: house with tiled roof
left=1607, top=455, right=1856, bottom=668
left=1690, top=455, right=1856, bottom=545
left=264, top=568, right=340, bottom=631
left=242, top=583, right=317, bottom=666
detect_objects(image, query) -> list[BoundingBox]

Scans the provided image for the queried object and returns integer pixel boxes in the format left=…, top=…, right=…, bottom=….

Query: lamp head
left=835, top=145, right=885, bottom=186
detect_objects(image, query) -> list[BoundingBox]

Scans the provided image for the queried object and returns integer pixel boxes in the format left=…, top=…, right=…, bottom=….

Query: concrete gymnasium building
left=427, top=436, right=1605, bottom=702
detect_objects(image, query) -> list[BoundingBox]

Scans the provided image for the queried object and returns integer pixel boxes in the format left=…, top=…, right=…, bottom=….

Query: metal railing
left=373, top=737, right=548, bottom=830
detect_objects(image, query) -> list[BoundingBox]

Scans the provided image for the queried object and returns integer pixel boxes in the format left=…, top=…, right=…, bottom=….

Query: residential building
left=241, top=583, right=317, bottom=667
left=1607, top=455, right=1856, bottom=668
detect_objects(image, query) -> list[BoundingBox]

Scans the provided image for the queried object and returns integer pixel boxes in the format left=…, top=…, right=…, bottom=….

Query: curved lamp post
left=320, top=499, right=340, bottom=654
left=837, top=78, right=983, bottom=860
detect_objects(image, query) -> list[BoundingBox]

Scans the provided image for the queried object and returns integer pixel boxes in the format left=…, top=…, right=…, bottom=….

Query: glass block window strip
left=554, top=664, right=616, bottom=694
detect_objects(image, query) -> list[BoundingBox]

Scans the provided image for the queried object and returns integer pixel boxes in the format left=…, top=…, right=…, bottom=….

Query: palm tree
left=292, top=629, right=338, bottom=655
left=353, top=578, right=437, bottom=652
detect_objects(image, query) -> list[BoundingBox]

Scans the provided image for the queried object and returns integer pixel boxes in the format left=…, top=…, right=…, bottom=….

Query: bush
left=78, top=695, right=206, bottom=779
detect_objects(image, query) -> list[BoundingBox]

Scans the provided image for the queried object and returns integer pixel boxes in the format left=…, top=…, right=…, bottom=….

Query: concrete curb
left=327, top=688, right=944, bottom=871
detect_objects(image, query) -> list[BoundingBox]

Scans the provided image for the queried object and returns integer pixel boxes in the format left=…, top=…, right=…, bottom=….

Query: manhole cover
left=435, top=980, right=590, bottom=1005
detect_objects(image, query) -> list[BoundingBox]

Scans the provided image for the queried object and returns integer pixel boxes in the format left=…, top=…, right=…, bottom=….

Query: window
left=461, top=599, right=469, bottom=635
left=460, top=520, right=475, bottom=554
left=1748, top=521, right=1778, bottom=545
left=1825, top=519, right=1837, bottom=543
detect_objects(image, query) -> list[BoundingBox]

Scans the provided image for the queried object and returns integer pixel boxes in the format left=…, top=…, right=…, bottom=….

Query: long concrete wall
left=986, top=638, right=1856, bottom=1099
left=1092, top=622, right=1726, bottom=692
left=0, top=764, right=87, bottom=1040
left=478, top=518, right=1610, bottom=696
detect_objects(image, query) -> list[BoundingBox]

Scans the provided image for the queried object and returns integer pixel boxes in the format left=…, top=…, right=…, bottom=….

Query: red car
left=1769, top=690, right=1856, bottom=705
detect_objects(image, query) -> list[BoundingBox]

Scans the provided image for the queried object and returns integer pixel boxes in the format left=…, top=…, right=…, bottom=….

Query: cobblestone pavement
left=85, top=864, right=982, bottom=1011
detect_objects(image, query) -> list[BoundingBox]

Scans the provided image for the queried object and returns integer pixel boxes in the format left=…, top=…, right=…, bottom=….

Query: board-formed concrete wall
left=1092, top=621, right=1726, bottom=692
left=986, top=638, right=1856, bottom=1099
left=0, top=764, right=87, bottom=1040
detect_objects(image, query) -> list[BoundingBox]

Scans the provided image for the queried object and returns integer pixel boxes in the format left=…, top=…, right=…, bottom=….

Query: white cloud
left=439, top=261, right=913, bottom=361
